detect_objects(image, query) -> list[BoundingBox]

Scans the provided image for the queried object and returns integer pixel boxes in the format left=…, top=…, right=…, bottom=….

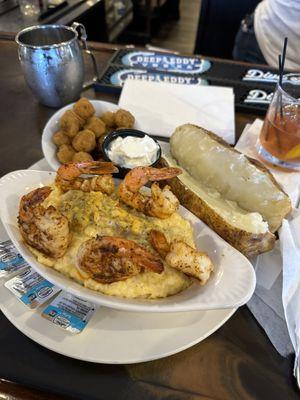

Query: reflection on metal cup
left=15, top=24, right=85, bottom=108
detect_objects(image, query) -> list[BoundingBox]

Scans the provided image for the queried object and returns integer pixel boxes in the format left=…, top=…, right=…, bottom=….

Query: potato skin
left=242, top=155, right=291, bottom=231
left=170, top=124, right=291, bottom=233
left=159, top=157, right=276, bottom=257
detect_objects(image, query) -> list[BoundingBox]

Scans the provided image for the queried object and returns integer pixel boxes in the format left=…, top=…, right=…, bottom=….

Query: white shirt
left=254, top=0, right=300, bottom=70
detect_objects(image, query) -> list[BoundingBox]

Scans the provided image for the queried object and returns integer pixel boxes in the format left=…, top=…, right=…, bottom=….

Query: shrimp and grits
left=18, top=161, right=214, bottom=299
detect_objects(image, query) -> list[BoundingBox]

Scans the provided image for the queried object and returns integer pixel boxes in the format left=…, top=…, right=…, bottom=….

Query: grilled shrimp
left=119, top=166, right=181, bottom=219
left=18, top=187, right=70, bottom=259
left=149, top=230, right=214, bottom=284
left=77, top=235, right=164, bottom=283
left=55, top=161, right=118, bottom=194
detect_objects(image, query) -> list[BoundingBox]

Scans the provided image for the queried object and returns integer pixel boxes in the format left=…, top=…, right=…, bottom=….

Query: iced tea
left=258, top=84, right=300, bottom=170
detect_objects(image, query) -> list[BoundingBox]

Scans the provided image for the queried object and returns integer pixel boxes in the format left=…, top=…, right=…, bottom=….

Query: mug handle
left=71, top=22, right=99, bottom=88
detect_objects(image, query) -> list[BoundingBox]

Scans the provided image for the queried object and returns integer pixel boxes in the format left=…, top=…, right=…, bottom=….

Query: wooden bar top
left=0, top=36, right=298, bottom=400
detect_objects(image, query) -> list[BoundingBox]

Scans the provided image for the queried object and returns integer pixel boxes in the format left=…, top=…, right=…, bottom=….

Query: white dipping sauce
left=107, top=135, right=159, bottom=168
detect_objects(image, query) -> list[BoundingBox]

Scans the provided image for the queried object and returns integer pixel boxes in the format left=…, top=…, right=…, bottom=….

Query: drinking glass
left=257, top=82, right=300, bottom=171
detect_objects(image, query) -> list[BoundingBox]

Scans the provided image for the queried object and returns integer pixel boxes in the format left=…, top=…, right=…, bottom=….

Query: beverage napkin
left=280, top=210, right=300, bottom=376
left=118, top=80, right=235, bottom=144
left=235, top=119, right=300, bottom=380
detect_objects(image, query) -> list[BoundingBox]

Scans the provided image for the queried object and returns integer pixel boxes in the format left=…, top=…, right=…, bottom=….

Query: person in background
left=233, top=0, right=300, bottom=70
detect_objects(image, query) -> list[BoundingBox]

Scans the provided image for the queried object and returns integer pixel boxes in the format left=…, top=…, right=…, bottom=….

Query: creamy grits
left=30, top=186, right=194, bottom=299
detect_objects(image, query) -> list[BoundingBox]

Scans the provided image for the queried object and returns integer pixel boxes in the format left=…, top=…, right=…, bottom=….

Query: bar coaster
left=110, top=49, right=300, bottom=88
left=96, top=64, right=207, bottom=90
left=110, top=49, right=212, bottom=75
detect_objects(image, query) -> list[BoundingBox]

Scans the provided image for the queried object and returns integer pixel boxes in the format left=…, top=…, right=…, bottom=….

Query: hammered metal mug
left=15, top=23, right=99, bottom=107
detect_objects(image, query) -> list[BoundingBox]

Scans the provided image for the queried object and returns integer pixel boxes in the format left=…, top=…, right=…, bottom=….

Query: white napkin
left=118, top=80, right=235, bottom=144
left=280, top=210, right=300, bottom=375
left=236, top=120, right=300, bottom=379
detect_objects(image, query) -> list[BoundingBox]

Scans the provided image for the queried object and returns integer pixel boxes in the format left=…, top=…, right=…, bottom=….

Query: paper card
left=119, top=80, right=235, bottom=143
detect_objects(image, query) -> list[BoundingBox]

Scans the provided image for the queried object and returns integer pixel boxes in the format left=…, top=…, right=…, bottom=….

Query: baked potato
left=159, top=124, right=292, bottom=257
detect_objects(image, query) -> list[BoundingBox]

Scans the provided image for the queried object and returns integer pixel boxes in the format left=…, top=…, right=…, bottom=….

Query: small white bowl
left=42, top=100, right=140, bottom=171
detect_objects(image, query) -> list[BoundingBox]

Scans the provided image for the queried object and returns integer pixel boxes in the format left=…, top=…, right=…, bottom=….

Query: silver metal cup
left=15, top=23, right=98, bottom=108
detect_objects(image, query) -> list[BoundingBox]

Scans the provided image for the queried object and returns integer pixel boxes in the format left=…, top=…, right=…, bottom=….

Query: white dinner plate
left=0, top=168, right=256, bottom=313
left=0, top=160, right=237, bottom=364
left=0, top=276, right=236, bottom=364
left=42, top=100, right=141, bottom=171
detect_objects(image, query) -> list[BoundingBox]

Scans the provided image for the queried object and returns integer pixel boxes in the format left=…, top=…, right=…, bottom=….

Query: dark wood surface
left=0, top=36, right=298, bottom=400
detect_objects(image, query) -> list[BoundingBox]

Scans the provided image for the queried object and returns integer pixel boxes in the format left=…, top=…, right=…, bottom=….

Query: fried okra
left=57, top=144, right=75, bottom=163
left=72, top=129, right=96, bottom=152
left=73, top=97, right=95, bottom=120
left=60, top=110, right=80, bottom=137
left=85, top=116, right=106, bottom=138
left=52, top=131, right=71, bottom=146
left=114, top=109, right=135, bottom=128
left=100, top=111, right=115, bottom=127
left=72, top=151, right=94, bottom=162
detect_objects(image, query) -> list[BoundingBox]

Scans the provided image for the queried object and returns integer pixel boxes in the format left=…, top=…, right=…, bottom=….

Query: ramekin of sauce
left=102, top=129, right=161, bottom=177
